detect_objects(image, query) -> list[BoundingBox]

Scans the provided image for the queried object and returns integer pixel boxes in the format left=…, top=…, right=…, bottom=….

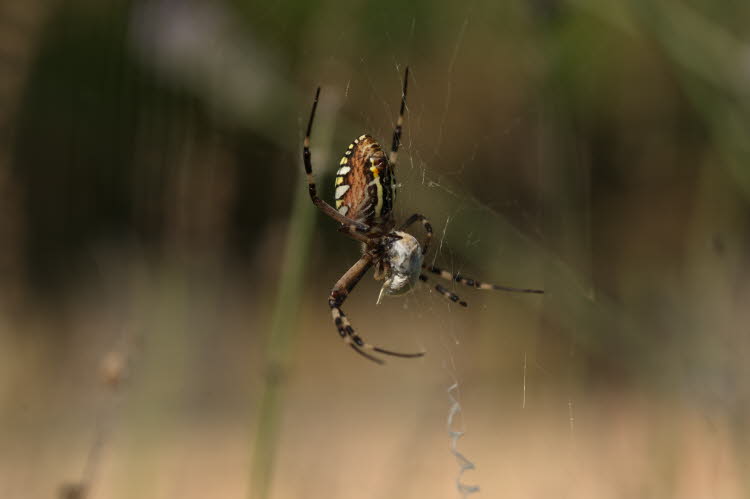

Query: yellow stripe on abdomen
left=369, top=164, right=383, bottom=219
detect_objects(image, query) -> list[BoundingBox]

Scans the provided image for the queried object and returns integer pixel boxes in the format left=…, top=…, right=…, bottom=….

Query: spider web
left=134, top=1, right=576, bottom=495
left=130, top=1, right=574, bottom=494
left=343, top=17, right=558, bottom=498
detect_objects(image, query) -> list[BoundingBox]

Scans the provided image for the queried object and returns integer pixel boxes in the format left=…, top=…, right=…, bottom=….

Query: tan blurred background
left=1, top=0, right=749, bottom=498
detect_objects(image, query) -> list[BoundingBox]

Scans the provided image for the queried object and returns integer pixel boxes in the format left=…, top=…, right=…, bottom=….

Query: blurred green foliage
left=3, top=0, right=749, bottom=383
left=2, top=0, right=750, bottom=496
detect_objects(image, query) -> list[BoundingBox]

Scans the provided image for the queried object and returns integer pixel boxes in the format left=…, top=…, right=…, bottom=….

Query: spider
left=303, top=67, right=543, bottom=364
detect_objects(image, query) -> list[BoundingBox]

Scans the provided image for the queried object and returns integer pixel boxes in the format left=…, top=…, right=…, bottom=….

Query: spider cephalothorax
left=302, top=67, right=543, bottom=364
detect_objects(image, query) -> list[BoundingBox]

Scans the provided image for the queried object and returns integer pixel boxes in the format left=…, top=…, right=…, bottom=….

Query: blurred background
left=2, top=0, right=749, bottom=497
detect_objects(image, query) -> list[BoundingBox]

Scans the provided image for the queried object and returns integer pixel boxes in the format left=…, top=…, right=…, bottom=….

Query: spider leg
left=397, top=213, right=432, bottom=255
left=423, top=264, right=545, bottom=294
left=330, top=255, right=426, bottom=364
left=418, top=274, right=468, bottom=307
left=389, top=66, right=408, bottom=167
left=303, top=87, right=370, bottom=233
left=336, top=225, right=373, bottom=245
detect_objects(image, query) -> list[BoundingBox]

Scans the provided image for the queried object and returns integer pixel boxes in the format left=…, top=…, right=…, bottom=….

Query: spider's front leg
left=418, top=264, right=543, bottom=307
left=329, top=254, right=426, bottom=364
left=424, top=265, right=545, bottom=294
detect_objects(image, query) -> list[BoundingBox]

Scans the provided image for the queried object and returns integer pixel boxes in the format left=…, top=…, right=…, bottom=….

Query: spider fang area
left=378, top=231, right=424, bottom=304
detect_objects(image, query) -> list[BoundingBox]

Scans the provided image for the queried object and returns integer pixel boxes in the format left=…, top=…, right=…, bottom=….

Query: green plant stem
left=248, top=172, right=316, bottom=499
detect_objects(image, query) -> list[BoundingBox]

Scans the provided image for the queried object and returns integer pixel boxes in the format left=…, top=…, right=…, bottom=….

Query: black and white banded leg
left=418, top=274, right=468, bottom=307
left=397, top=212, right=433, bottom=255
left=424, top=265, right=544, bottom=294
left=389, top=66, right=408, bottom=167
left=329, top=255, right=426, bottom=364
left=420, top=264, right=544, bottom=307
left=304, top=87, right=370, bottom=235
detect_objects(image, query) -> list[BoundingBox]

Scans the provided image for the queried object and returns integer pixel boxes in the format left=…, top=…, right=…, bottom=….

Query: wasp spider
left=303, top=67, right=543, bottom=364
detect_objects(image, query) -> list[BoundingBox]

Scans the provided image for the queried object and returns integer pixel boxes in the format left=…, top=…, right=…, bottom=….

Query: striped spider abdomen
left=334, top=134, right=396, bottom=232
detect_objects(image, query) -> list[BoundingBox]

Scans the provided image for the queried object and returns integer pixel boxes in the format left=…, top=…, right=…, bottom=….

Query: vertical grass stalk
left=248, top=103, right=339, bottom=497
left=249, top=185, right=315, bottom=499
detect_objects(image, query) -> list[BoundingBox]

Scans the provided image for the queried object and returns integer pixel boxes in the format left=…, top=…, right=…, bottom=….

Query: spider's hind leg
left=303, top=87, right=369, bottom=232
left=389, top=66, right=409, bottom=167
